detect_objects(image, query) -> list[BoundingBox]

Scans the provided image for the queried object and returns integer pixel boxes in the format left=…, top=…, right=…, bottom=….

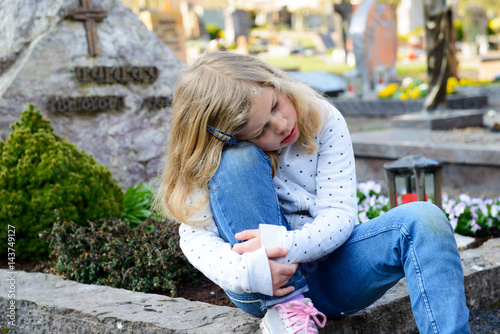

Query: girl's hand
left=266, top=247, right=298, bottom=296
left=232, top=229, right=262, bottom=254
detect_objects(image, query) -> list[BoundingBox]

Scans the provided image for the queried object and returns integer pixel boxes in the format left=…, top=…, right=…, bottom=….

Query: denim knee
left=397, top=201, right=455, bottom=242
left=221, top=142, right=270, bottom=171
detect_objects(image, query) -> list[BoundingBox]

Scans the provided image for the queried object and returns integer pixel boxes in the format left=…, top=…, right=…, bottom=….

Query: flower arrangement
left=356, top=181, right=500, bottom=237
left=357, top=181, right=389, bottom=223
left=442, top=194, right=500, bottom=237
left=377, top=77, right=495, bottom=100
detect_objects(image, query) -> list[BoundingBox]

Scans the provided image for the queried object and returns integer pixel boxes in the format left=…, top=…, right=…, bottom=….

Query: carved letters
left=47, top=66, right=167, bottom=112
left=48, top=96, right=125, bottom=112
left=142, top=96, right=171, bottom=109
left=75, top=66, right=159, bottom=84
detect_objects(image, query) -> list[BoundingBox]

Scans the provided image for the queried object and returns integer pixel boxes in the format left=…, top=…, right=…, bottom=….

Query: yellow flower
left=490, top=17, right=500, bottom=33
left=399, top=93, right=409, bottom=100
left=459, top=78, right=471, bottom=86
left=378, top=83, right=398, bottom=98
left=409, top=87, right=421, bottom=99
left=447, top=84, right=454, bottom=94
left=447, top=76, right=459, bottom=87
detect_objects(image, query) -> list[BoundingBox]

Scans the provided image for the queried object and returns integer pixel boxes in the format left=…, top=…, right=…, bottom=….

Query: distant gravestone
left=463, top=6, right=489, bottom=57
left=333, top=3, right=353, bottom=59
left=396, top=0, right=424, bottom=35
left=0, top=0, right=183, bottom=189
left=349, top=0, right=398, bottom=96
left=224, top=8, right=250, bottom=46
left=139, top=9, right=187, bottom=63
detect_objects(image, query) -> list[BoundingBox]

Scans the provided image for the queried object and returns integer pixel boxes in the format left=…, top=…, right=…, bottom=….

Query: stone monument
left=463, top=6, right=489, bottom=57
left=138, top=7, right=187, bottom=63
left=0, top=0, right=183, bottom=189
left=224, top=8, right=250, bottom=46
left=333, top=1, right=353, bottom=61
left=396, top=0, right=424, bottom=35
left=349, top=0, right=398, bottom=97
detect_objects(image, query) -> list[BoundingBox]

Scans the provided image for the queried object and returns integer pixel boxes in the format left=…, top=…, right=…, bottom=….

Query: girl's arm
left=179, top=220, right=273, bottom=296
left=259, top=104, right=358, bottom=264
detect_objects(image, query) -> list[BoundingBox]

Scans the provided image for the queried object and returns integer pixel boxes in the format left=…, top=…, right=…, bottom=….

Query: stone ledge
left=0, top=238, right=498, bottom=334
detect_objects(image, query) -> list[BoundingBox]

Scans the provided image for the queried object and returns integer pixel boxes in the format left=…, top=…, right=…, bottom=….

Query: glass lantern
left=375, top=65, right=390, bottom=92
left=383, top=155, right=443, bottom=209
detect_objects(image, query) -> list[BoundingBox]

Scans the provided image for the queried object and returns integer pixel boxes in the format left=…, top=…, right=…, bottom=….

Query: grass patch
left=259, top=54, right=480, bottom=82
left=258, top=55, right=355, bottom=75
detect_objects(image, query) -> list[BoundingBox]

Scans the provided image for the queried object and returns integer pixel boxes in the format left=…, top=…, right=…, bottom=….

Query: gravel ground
left=470, top=304, right=500, bottom=334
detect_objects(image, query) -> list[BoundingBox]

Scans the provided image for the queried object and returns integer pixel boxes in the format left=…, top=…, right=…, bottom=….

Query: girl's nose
left=272, top=117, right=287, bottom=134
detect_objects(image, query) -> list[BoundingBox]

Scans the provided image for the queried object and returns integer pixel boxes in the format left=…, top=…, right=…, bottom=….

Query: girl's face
left=237, top=87, right=300, bottom=152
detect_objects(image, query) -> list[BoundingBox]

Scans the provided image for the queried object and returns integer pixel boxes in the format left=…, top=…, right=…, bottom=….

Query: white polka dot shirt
left=179, top=101, right=358, bottom=296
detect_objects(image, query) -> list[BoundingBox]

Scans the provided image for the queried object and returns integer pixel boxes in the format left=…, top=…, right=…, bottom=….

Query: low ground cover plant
left=45, top=215, right=197, bottom=297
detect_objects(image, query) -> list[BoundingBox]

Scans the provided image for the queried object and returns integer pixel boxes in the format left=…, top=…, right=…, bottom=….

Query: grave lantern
left=375, top=65, right=390, bottom=92
left=343, top=70, right=363, bottom=98
left=383, top=155, right=443, bottom=209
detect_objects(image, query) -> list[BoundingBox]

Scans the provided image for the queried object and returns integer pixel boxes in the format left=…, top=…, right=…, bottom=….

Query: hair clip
left=206, top=126, right=237, bottom=146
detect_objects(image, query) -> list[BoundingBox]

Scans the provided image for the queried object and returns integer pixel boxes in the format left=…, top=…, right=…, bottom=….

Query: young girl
left=155, top=52, right=470, bottom=334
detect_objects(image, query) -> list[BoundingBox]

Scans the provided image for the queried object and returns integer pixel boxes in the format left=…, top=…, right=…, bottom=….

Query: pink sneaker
left=260, top=298, right=327, bottom=334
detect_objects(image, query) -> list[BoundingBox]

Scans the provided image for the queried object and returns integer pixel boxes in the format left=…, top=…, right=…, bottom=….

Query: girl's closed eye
left=253, top=97, right=279, bottom=139
left=272, top=99, right=280, bottom=111
left=255, top=130, right=265, bottom=139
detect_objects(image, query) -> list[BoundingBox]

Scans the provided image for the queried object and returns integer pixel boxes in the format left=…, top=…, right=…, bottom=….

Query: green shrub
left=205, top=23, right=222, bottom=40
left=45, top=216, right=198, bottom=296
left=0, top=105, right=124, bottom=260
left=454, top=19, right=464, bottom=42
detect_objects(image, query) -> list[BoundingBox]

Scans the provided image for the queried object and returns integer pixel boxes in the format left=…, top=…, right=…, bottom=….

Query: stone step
left=1, top=238, right=498, bottom=334
left=350, top=126, right=500, bottom=195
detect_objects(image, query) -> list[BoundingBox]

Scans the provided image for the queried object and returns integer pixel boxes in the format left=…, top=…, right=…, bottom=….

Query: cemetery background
left=1, top=0, right=500, bottom=332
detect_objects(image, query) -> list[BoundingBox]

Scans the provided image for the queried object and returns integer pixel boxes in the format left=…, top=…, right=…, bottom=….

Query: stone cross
left=0, top=0, right=182, bottom=188
left=66, top=0, right=108, bottom=56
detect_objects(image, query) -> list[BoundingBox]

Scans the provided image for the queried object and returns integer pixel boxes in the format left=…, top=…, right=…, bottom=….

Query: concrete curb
left=1, top=238, right=499, bottom=334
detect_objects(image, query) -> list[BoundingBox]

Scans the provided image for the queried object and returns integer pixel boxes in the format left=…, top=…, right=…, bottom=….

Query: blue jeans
left=208, top=143, right=470, bottom=334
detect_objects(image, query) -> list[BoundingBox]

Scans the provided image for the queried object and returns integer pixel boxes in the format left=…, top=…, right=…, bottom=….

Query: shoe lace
left=278, top=300, right=327, bottom=334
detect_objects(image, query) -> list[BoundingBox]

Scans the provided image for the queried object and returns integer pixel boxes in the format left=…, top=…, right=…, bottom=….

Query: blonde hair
left=155, top=52, right=326, bottom=225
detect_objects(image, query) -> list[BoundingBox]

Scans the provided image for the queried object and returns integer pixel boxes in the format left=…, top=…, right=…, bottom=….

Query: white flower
left=491, top=204, right=499, bottom=218
left=470, top=219, right=482, bottom=232
left=486, top=109, right=497, bottom=118
left=470, top=206, right=479, bottom=219
left=459, top=194, right=471, bottom=205
left=479, top=204, right=488, bottom=216
left=454, top=202, right=467, bottom=216
left=358, top=211, right=369, bottom=223
left=402, top=77, right=414, bottom=87
left=450, top=217, right=458, bottom=230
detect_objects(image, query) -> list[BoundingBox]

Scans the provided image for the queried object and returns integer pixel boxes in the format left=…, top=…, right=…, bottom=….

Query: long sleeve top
left=179, top=101, right=358, bottom=296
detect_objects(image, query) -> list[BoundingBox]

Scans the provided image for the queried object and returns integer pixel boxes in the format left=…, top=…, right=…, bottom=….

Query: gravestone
left=224, top=8, right=250, bottom=46
left=0, top=0, right=183, bottom=189
left=349, top=0, right=398, bottom=97
left=138, top=7, right=187, bottom=63
left=463, top=6, right=489, bottom=57
left=396, top=0, right=424, bottom=35
left=333, top=2, right=353, bottom=60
